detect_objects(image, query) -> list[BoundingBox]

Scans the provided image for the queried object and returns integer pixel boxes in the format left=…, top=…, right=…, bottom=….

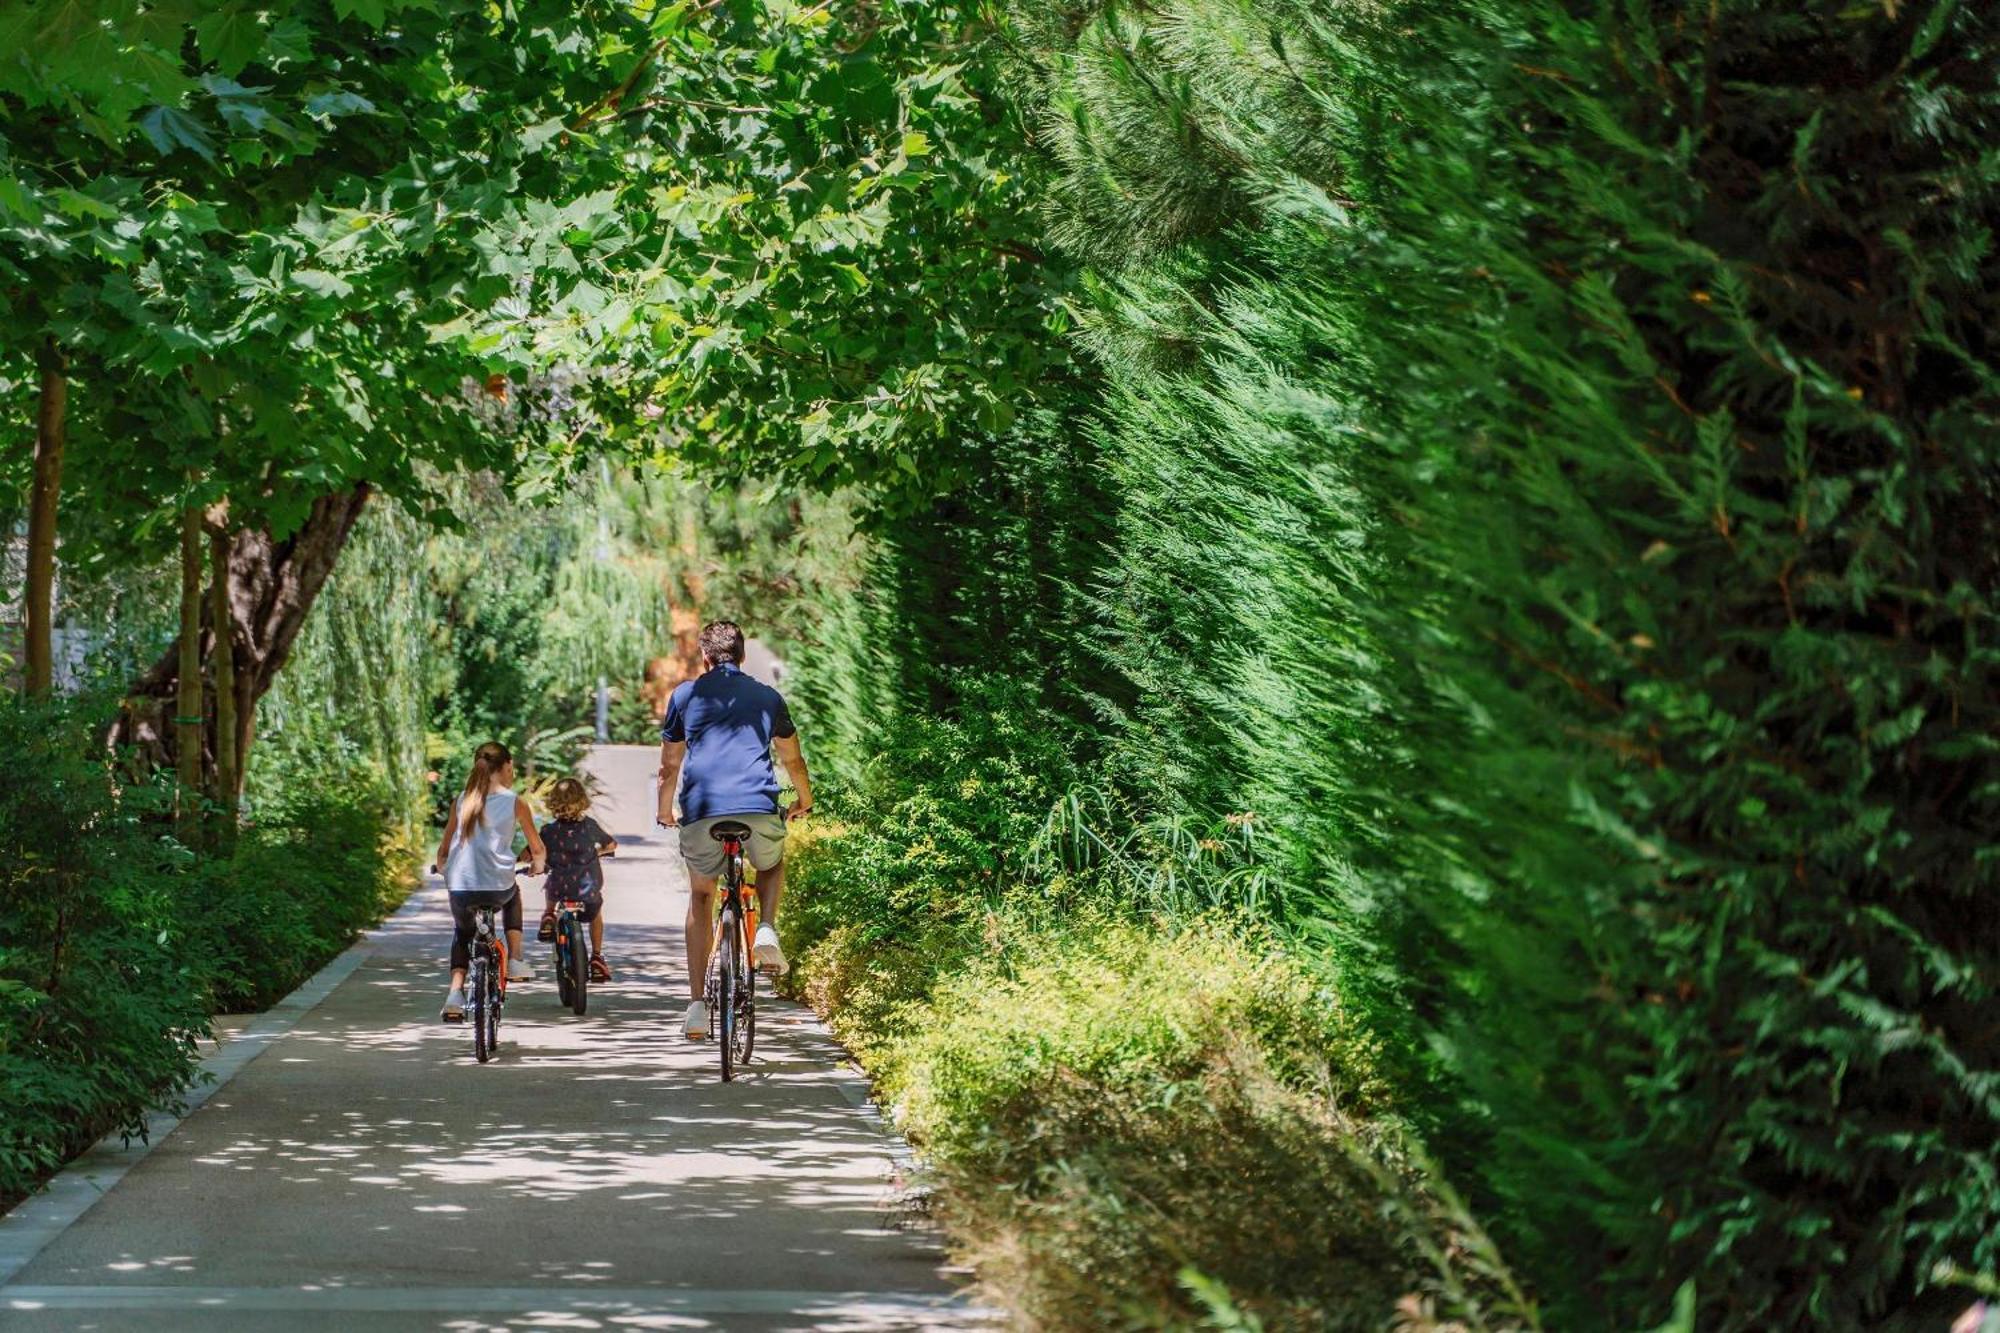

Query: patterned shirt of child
left=540, top=816, right=611, bottom=900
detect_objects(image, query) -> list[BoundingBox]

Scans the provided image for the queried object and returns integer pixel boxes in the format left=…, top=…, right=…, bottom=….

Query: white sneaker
left=754, top=924, right=788, bottom=976
left=683, top=1000, right=710, bottom=1040
left=440, top=988, right=465, bottom=1022
left=507, top=959, right=533, bottom=982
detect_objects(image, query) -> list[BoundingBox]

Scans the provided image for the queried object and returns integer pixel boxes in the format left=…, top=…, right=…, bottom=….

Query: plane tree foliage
left=3, top=0, right=1047, bottom=781
left=450, top=0, right=1071, bottom=498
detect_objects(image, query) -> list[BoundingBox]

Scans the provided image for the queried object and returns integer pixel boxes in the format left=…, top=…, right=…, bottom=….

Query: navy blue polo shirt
left=661, top=662, right=796, bottom=824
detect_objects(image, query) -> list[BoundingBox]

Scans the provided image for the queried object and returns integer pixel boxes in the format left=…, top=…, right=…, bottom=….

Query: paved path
left=0, top=746, right=982, bottom=1331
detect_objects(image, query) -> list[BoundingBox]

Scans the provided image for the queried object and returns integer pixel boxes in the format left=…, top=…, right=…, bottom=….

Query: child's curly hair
left=545, top=777, right=590, bottom=821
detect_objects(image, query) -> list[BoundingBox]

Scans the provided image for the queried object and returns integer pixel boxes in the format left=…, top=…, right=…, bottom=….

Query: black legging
left=450, top=886, right=522, bottom=970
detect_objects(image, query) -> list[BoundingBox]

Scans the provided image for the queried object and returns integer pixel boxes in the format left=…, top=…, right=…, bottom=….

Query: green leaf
left=292, top=269, right=355, bottom=298
left=303, top=90, right=376, bottom=121
left=139, top=105, right=218, bottom=161
left=129, top=0, right=201, bottom=50
left=331, top=0, right=390, bottom=28
left=521, top=116, right=567, bottom=155
left=193, top=5, right=266, bottom=76
left=53, top=187, right=123, bottom=221
left=0, top=174, right=38, bottom=221
left=264, top=16, right=314, bottom=64
left=205, top=76, right=274, bottom=132
left=1909, top=0, right=1962, bottom=61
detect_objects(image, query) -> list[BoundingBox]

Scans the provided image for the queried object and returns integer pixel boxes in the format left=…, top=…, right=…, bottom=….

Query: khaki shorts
left=679, top=812, right=786, bottom=879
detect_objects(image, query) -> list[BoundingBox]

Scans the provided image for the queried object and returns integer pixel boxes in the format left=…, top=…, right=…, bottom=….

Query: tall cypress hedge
left=786, top=406, right=1114, bottom=786
left=978, top=1, right=1999, bottom=1327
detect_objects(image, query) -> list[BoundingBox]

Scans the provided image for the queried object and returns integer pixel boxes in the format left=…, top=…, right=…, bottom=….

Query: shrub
left=774, top=683, right=1534, bottom=1331
left=794, top=872, right=1532, bottom=1331
left=194, top=776, right=416, bottom=1013
left=0, top=696, right=208, bottom=1207
left=990, top=1, right=2000, bottom=1325
left=776, top=672, right=1082, bottom=999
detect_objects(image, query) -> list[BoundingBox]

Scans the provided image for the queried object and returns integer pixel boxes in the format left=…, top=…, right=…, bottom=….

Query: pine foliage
left=940, top=1, right=2000, bottom=1326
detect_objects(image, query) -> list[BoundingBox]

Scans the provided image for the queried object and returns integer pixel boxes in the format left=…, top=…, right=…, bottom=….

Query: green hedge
left=0, top=698, right=209, bottom=1203
left=777, top=1, right=2000, bottom=1326
left=995, top=3, right=2000, bottom=1325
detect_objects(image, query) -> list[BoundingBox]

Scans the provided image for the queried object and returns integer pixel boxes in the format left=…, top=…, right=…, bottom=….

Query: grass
left=779, top=818, right=1539, bottom=1331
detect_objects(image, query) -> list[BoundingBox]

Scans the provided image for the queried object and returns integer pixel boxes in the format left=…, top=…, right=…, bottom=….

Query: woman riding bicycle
left=436, top=741, right=547, bottom=1022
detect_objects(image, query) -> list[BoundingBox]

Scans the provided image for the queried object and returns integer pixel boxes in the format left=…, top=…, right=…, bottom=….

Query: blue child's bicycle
left=550, top=890, right=590, bottom=1016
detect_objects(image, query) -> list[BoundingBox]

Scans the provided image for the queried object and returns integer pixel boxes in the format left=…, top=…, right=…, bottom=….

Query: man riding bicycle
left=656, top=620, right=813, bottom=1040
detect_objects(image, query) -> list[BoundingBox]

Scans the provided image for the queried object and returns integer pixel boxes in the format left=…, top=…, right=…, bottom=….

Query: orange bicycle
left=466, top=900, right=510, bottom=1063
left=703, top=820, right=759, bottom=1081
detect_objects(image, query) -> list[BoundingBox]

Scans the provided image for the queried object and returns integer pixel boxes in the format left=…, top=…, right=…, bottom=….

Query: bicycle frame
left=716, top=842, right=759, bottom=952
left=474, top=907, right=509, bottom=997
left=707, top=834, right=758, bottom=1079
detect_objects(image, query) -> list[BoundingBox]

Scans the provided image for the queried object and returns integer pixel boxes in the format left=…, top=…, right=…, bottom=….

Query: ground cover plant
left=775, top=684, right=1542, bottom=1331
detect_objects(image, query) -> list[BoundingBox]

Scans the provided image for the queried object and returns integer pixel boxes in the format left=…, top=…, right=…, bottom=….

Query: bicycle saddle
left=709, top=820, right=754, bottom=843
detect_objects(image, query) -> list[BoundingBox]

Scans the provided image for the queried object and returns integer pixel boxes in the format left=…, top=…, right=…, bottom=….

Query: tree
left=22, top=340, right=63, bottom=692
left=2, top=1, right=637, bottom=777
left=443, top=0, right=1075, bottom=505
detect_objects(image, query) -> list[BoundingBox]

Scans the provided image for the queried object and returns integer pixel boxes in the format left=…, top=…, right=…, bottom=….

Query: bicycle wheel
left=565, top=916, right=588, bottom=1016
left=554, top=917, right=574, bottom=1009
left=471, top=954, right=493, bottom=1064
left=716, top=904, right=738, bottom=1082
left=483, top=955, right=502, bottom=1056
left=733, top=930, right=756, bottom=1068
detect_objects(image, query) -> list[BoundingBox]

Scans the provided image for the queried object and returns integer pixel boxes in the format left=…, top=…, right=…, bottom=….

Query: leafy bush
left=790, top=840, right=1531, bottom=1332
left=776, top=684, right=1534, bottom=1331
left=193, top=777, right=416, bottom=1013
left=0, top=696, right=208, bottom=1206
left=0, top=694, right=415, bottom=1204
left=968, top=1, right=2000, bottom=1325
left=895, top=920, right=1401, bottom=1332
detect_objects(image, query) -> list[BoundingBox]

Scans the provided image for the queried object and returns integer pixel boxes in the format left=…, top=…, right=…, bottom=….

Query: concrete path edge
left=0, top=881, right=430, bottom=1285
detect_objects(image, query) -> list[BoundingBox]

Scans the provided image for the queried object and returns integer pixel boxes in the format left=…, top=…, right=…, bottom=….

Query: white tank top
left=445, top=789, right=518, bottom=893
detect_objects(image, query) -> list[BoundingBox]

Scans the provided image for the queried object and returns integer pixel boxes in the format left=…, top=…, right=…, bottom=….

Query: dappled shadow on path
left=13, top=890, right=952, bottom=1303
left=3, top=747, right=981, bottom=1328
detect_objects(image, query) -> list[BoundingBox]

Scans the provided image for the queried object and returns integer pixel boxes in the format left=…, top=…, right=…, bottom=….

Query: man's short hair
left=699, top=620, right=746, bottom=666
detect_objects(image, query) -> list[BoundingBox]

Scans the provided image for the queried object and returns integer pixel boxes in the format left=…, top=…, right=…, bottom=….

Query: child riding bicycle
left=535, top=777, right=618, bottom=981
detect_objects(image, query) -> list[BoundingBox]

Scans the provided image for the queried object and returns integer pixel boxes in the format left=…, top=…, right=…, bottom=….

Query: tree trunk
left=23, top=340, right=66, bottom=694
left=176, top=507, right=204, bottom=820
left=209, top=519, right=239, bottom=812
left=115, top=486, right=371, bottom=779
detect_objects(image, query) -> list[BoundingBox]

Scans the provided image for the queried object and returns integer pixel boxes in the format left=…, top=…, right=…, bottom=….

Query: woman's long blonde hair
left=457, top=742, right=512, bottom=839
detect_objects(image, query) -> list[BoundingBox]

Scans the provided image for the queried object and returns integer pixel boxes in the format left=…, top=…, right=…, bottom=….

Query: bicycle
left=549, top=892, right=589, bottom=1016
left=704, top=820, right=759, bottom=1082
left=465, top=900, right=510, bottom=1064
left=543, top=845, right=613, bottom=1018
